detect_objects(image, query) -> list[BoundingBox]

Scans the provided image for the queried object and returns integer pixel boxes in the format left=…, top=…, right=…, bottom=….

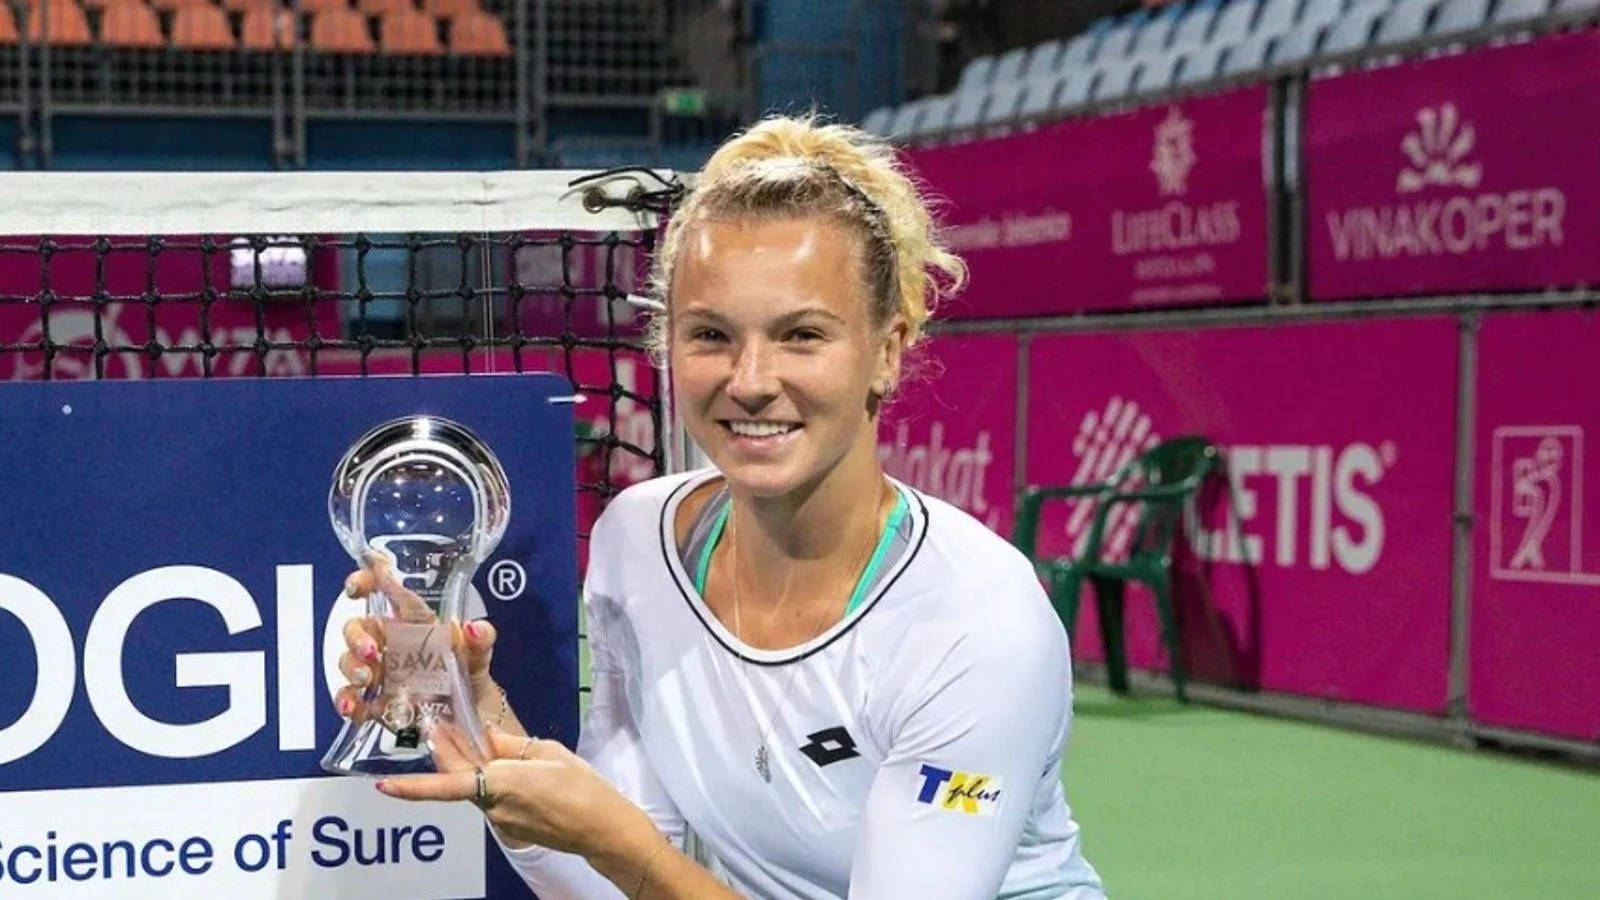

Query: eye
left=785, top=327, right=826, bottom=343
left=687, top=326, right=728, bottom=344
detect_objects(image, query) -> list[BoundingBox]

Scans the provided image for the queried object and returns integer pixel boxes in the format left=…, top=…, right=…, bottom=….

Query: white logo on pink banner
left=1060, top=397, right=1160, bottom=560
left=1396, top=103, right=1483, bottom=195
left=1150, top=107, right=1197, bottom=197
left=1057, top=397, right=1396, bottom=574
left=1490, top=425, right=1592, bottom=584
left=0, top=305, right=310, bottom=381
left=1325, top=100, right=1566, bottom=262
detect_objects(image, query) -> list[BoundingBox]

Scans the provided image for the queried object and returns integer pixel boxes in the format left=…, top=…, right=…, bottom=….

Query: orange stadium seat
left=421, top=0, right=476, bottom=18
left=149, top=0, right=211, bottom=11
left=240, top=5, right=295, bottom=48
left=0, top=4, right=17, bottom=43
left=310, top=7, right=373, bottom=53
left=171, top=3, right=235, bottom=48
left=379, top=8, right=440, bottom=54
left=447, top=9, right=506, bottom=57
left=27, top=0, right=95, bottom=46
left=297, top=0, right=353, bottom=11
left=358, top=0, right=413, bottom=15
left=99, top=0, right=163, bottom=47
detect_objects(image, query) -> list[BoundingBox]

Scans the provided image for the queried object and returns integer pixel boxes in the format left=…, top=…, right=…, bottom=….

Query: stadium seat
left=990, top=46, right=1028, bottom=84
left=1092, top=10, right=1148, bottom=62
left=310, top=7, right=374, bottom=53
left=360, top=0, right=414, bottom=15
left=26, top=0, right=94, bottom=45
left=1491, top=0, right=1552, bottom=23
left=860, top=106, right=893, bottom=135
left=1320, top=6, right=1384, bottom=54
left=1058, top=69, right=1098, bottom=107
left=1220, top=33, right=1273, bottom=74
left=241, top=6, right=295, bottom=48
left=1128, top=4, right=1182, bottom=58
left=1021, top=39, right=1064, bottom=80
left=1211, top=0, right=1260, bottom=45
left=912, top=94, right=955, bottom=137
left=1269, top=22, right=1323, bottom=63
left=1058, top=33, right=1098, bottom=70
left=99, top=1, right=163, bottom=48
left=885, top=98, right=927, bottom=139
left=1432, top=0, right=1490, bottom=34
left=1374, top=0, right=1439, bottom=46
left=982, top=78, right=1026, bottom=125
left=148, top=0, right=211, bottom=10
left=0, top=3, right=14, bottom=42
left=171, top=2, right=234, bottom=48
left=1253, top=0, right=1300, bottom=38
left=447, top=10, right=508, bottom=56
left=423, top=0, right=480, bottom=15
left=1175, top=43, right=1227, bottom=83
left=1132, top=53, right=1179, bottom=92
left=946, top=87, right=987, bottom=131
left=1170, top=0, right=1222, bottom=52
left=1016, top=73, right=1066, bottom=119
left=1298, top=0, right=1345, bottom=31
left=956, top=55, right=995, bottom=92
left=380, top=8, right=440, bottom=54
left=1091, top=58, right=1141, bottom=101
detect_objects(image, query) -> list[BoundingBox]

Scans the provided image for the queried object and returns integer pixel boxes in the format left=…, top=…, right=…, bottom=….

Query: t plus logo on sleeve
left=914, top=764, right=1004, bottom=817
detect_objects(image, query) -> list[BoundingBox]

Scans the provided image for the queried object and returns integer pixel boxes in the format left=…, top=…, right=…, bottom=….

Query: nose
left=726, top=338, right=780, bottom=413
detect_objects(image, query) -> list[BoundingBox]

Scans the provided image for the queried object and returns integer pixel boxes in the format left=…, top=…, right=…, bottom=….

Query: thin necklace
left=727, top=481, right=886, bottom=784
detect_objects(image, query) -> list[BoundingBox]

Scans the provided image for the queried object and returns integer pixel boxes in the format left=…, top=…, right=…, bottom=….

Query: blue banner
left=0, top=374, right=578, bottom=898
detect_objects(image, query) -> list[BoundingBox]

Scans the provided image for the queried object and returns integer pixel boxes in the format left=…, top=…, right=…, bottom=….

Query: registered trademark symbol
left=1380, top=441, right=1399, bottom=468
left=487, top=560, right=527, bottom=601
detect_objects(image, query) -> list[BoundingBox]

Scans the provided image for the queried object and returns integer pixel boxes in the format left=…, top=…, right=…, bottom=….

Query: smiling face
left=668, top=216, right=905, bottom=500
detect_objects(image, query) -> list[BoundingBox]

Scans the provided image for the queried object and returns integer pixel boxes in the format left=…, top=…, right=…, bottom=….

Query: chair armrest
left=1101, top=481, right=1195, bottom=504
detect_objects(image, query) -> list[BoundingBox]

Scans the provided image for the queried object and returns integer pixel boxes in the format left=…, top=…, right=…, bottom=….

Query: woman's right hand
left=332, top=553, right=501, bottom=723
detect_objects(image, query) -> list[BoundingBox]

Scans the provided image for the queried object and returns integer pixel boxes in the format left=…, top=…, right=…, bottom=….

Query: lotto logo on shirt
left=915, top=764, right=1004, bottom=817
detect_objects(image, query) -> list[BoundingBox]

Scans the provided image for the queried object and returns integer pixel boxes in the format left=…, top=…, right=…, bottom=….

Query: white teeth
left=728, top=420, right=798, bottom=437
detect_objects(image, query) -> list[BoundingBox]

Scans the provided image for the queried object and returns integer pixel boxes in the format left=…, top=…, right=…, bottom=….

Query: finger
left=375, top=771, right=474, bottom=803
left=342, top=618, right=383, bottom=661
left=333, top=685, right=369, bottom=723
left=461, top=620, right=497, bottom=677
left=338, top=650, right=380, bottom=691
left=364, top=550, right=434, bottom=623
left=343, top=568, right=378, bottom=600
left=428, top=721, right=487, bottom=771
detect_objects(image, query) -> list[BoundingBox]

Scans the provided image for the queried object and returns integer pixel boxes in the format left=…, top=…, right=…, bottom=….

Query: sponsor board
left=0, top=375, right=579, bottom=897
left=1026, top=319, right=1456, bottom=712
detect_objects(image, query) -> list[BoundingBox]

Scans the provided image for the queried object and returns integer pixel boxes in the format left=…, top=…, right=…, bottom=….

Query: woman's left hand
left=375, top=725, right=659, bottom=861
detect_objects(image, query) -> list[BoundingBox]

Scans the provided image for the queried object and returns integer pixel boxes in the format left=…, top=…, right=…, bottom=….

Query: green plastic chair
left=1014, top=436, right=1220, bottom=701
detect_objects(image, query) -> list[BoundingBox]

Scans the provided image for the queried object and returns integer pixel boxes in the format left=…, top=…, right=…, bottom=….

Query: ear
left=872, top=314, right=910, bottom=398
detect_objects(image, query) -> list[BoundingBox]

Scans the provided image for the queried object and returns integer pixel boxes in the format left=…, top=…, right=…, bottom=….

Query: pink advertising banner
left=1305, top=29, right=1600, bottom=300
left=1472, top=311, right=1600, bottom=741
left=907, top=87, right=1270, bottom=318
left=878, top=334, right=1017, bottom=536
left=0, top=236, right=341, bottom=380
left=1026, top=318, right=1456, bottom=712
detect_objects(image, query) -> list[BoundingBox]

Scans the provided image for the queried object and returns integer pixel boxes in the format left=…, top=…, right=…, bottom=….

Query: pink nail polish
left=465, top=622, right=481, bottom=640
left=375, top=780, right=388, bottom=792
left=337, top=697, right=353, bottom=716
left=360, top=642, right=379, bottom=662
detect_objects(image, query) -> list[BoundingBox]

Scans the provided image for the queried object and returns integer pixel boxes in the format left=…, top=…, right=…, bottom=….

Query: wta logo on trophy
left=1490, top=426, right=1587, bottom=583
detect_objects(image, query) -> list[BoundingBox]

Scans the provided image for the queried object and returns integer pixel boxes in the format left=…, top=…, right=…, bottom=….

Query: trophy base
left=320, top=718, right=439, bottom=777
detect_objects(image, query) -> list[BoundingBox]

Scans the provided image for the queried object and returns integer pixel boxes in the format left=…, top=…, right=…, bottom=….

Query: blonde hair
left=647, top=113, right=967, bottom=358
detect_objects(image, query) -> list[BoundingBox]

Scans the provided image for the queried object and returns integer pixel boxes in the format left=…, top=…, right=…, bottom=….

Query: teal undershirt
left=693, top=489, right=910, bottom=616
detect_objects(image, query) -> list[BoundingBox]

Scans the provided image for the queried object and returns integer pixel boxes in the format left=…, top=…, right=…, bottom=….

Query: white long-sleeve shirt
left=499, top=470, right=1105, bottom=899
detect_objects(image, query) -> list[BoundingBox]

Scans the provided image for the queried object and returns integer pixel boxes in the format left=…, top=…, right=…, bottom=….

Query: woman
left=338, top=114, right=1105, bottom=899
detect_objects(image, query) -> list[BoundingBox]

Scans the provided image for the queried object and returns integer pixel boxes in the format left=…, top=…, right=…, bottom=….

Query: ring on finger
left=518, top=738, right=537, bottom=760
left=472, top=767, right=489, bottom=809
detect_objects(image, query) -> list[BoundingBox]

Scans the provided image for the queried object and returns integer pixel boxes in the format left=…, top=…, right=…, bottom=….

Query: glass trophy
left=321, top=415, right=510, bottom=777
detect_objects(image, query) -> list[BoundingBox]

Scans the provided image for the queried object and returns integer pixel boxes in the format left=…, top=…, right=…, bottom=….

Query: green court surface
left=1063, top=686, right=1600, bottom=899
